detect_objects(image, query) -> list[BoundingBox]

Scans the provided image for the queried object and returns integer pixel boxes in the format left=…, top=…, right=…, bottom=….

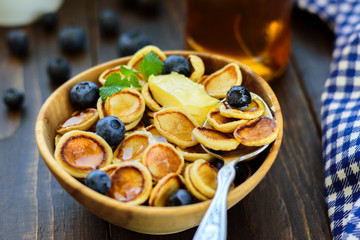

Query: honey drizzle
left=61, top=110, right=94, bottom=128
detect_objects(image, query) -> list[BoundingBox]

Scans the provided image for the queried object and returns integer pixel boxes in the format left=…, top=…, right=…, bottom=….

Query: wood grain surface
left=0, top=0, right=333, bottom=239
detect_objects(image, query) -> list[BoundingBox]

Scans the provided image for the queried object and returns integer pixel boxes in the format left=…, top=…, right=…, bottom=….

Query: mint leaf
left=100, top=73, right=131, bottom=101
left=104, top=73, right=130, bottom=87
left=119, top=66, right=133, bottom=78
left=104, top=72, right=121, bottom=86
left=140, top=51, right=163, bottom=79
left=99, top=51, right=163, bottom=102
left=100, top=85, right=124, bottom=102
left=130, top=74, right=142, bottom=88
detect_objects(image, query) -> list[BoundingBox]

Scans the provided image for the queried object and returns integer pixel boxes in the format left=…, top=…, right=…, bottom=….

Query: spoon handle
left=193, top=161, right=236, bottom=240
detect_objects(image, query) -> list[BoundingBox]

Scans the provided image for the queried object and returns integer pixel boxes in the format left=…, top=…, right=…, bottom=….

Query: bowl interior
left=35, top=51, right=283, bottom=234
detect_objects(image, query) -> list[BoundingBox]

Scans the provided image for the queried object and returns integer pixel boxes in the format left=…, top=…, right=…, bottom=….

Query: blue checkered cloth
left=297, top=0, right=360, bottom=239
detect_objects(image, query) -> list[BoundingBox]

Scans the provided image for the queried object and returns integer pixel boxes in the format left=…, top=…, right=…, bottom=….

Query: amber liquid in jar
left=185, top=0, right=292, bottom=81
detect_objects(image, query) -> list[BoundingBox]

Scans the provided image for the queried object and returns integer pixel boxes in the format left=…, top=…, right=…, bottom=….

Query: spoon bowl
left=194, top=93, right=275, bottom=240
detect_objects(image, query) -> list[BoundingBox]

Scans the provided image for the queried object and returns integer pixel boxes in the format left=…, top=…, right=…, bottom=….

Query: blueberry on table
left=47, top=57, right=71, bottom=83
left=96, top=116, right=126, bottom=147
left=58, top=25, right=86, bottom=53
left=3, top=88, right=24, bottom=110
left=99, top=10, right=119, bottom=35
left=85, top=170, right=111, bottom=194
left=167, top=189, right=193, bottom=206
left=161, top=55, right=191, bottom=77
left=6, top=29, right=29, bottom=56
left=70, top=81, right=99, bottom=109
left=226, top=86, right=252, bottom=108
left=117, top=30, right=151, bottom=56
left=41, top=13, right=57, bottom=30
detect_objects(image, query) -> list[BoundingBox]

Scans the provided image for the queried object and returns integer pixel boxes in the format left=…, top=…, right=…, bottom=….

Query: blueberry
left=58, top=25, right=86, bottom=53
left=96, top=116, right=126, bottom=147
left=167, top=189, right=193, bottom=206
left=99, top=10, right=119, bottom=35
left=234, top=162, right=250, bottom=186
left=41, top=13, right=57, bottom=30
left=211, top=159, right=224, bottom=170
left=3, top=88, right=24, bottom=110
left=137, top=0, right=161, bottom=17
left=117, top=30, right=151, bottom=56
left=47, top=57, right=71, bottom=83
left=70, top=81, right=99, bottom=109
left=85, top=170, right=111, bottom=194
left=6, top=29, right=29, bottom=56
left=226, top=86, right=252, bottom=108
left=162, top=55, right=191, bottom=77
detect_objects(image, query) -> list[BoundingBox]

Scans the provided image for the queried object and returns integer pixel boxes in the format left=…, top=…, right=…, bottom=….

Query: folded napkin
left=297, top=0, right=360, bottom=239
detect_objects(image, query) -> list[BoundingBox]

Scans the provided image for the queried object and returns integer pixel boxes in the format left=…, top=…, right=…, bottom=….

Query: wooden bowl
left=35, top=51, right=283, bottom=235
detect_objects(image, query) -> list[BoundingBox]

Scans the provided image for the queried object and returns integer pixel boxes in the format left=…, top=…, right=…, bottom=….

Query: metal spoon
left=193, top=93, right=274, bottom=240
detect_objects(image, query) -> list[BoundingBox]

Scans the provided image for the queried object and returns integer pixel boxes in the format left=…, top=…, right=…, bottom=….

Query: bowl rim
left=35, top=50, right=283, bottom=217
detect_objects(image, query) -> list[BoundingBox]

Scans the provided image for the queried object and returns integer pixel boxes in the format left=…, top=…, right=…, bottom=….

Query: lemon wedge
left=148, top=72, right=219, bottom=125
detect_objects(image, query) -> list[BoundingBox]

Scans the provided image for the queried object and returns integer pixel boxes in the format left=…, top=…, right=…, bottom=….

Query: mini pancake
left=146, top=109, right=155, bottom=118
left=142, top=142, right=184, bottom=181
left=181, top=161, right=192, bottom=176
left=57, top=108, right=99, bottom=134
left=98, top=65, right=144, bottom=88
left=98, top=65, right=121, bottom=85
left=197, top=75, right=208, bottom=85
left=176, top=144, right=213, bottom=162
left=188, top=54, right=205, bottom=82
left=113, top=131, right=156, bottom=164
left=145, top=125, right=168, bottom=143
left=99, top=163, right=121, bottom=176
left=154, top=107, right=199, bottom=148
left=190, top=159, right=218, bottom=199
left=234, top=116, right=279, bottom=146
left=87, top=120, right=98, bottom=133
left=138, top=109, right=154, bottom=127
left=54, top=133, right=62, bottom=147
left=54, top=130, right=113, bottom=178
left=141, top=83, right=162, bottom=112
left=184, top=163, right=209, bottom=201
left=149, top=173, right=185, bottom=207
left=192, top=127, right=240, bottom=151
left=104, top=88, right=145, bottom=123
left=124, top=115, right=143, bottom=131
left=219, top=98, right=265, bottom=120
left=202, top=63, right=242, bottom=99
left=125, top=121, right=145, bottom=136
left=97, top=98, right=106, bottom=119
left=107, top=162, right=153, bottom=205
left=147, top=112, right=155, bottom=125
left=127, top=45, right=167, bottom=74
left=207, top=109, right=248, bottom=133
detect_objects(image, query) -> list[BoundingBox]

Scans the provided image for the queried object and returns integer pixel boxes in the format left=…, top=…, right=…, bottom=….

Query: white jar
left=0, top=0, right=63, bottom=27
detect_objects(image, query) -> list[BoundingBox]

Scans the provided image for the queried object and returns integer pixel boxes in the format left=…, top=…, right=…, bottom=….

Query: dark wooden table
left=0, top=1, right=334, bottom=239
